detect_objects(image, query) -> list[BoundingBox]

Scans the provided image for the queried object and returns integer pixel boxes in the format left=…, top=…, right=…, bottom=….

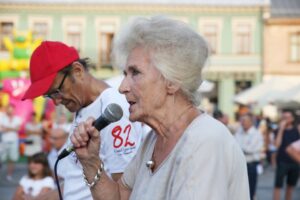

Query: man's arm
left=275, top=121, right=286, bottom=148
left=242, top=131, right=264, bottom=154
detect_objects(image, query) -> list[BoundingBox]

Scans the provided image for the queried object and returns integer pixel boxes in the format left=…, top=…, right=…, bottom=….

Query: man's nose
left=52, top=98, right=63, bottom=106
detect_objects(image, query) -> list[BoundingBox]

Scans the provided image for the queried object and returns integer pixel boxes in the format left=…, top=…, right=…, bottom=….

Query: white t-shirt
left=20, top=176, right=55, bottom=197
left=48, top=148, right=59, bottom=171
left=122, top=113, right=250, bottom=200
left=235, top=126, right=264, bottom=163
left=58, top=88, right=143, bottom=200
left=0, top=115, right=22, bottom=142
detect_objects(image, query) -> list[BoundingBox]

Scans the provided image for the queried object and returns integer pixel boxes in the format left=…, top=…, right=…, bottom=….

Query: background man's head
left=281, top=109, right=295, bottom=126
left=240, top=113, right=254, bottom=132
left=6, top=104, right=15, bottom=117
left=49, top=128, right=68, bottom=151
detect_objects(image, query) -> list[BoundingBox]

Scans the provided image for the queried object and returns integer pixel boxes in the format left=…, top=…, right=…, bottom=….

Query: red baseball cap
left=22, top=41, right=79, bottom=100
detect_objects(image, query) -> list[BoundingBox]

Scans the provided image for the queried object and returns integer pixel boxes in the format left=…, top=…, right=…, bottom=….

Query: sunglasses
left=44, top=71, right=69, bottom=99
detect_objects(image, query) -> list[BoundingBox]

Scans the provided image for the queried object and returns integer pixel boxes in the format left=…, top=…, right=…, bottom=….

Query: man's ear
left=70, top=61, right=85, bottom=80
left=166, top=80, right=180, bottom=95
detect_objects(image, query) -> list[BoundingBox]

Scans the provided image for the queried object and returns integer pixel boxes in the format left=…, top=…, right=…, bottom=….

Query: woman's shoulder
left=187, top=113, right=232, bottom=139
left=19, top=175, right=30, bottom=185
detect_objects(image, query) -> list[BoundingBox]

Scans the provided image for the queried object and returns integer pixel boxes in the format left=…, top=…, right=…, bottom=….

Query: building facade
left=0, top=0, right=269, bottom=118
left=264, top=0, right=300, bottom=76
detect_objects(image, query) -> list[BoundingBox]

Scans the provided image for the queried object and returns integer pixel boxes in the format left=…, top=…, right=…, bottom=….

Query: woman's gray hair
left=112, top=16, right=209, bottom=106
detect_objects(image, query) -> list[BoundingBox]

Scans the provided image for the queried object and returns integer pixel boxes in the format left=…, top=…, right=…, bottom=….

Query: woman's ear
left=166, top=80, right=180, bottom=95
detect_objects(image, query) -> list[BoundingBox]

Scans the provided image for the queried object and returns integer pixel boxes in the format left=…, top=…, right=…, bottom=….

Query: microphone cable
left=54, top=157, right=64, bottom=200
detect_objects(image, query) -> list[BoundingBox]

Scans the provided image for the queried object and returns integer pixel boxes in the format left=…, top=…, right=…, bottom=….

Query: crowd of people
left=0, top=102, right=71, bottom=198
left=214, top=108, right=300, bottom=200
left=0, top=16, right=300, bottom=200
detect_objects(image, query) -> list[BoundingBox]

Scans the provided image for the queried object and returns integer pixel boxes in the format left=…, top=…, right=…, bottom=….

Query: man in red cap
left=23, top=41, right=143, bottom=200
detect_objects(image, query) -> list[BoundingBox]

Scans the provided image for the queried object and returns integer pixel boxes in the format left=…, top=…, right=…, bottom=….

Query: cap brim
left=22, top=73, right=57, bottom=100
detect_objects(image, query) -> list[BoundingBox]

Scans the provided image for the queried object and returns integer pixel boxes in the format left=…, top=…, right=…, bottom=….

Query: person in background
left=0, top=100, right=6, bottom=169
left=273, top=109, right=300, bottom=200
left=235, top=113, right=264, bottom=200
left=0, top=104, right=22, bottom=181
left=24, top=112, right=43, bottom=157
left=41, top=113, right=53, bottom=153
left=12, top=152, right=55, bottom=200
left=265, top=119, right=277, bottom=169
left=22, top=40, right=143, bottom=200
left=47, top=127, right=68, bottom=171
left=213, top=109, right=235, bottom=134
left=53, top=113, right=72, bottom=133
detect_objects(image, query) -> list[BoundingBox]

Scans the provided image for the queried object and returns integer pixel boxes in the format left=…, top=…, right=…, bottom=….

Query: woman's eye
left=132, top=69, right=140, bottom=76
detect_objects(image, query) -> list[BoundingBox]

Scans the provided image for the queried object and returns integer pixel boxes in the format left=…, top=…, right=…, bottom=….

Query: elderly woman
left=71, top=16, right=250, bottom=200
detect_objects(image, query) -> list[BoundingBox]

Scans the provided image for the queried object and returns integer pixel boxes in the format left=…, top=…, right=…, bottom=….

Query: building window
left=203, top=24, right=218, bottom=54
left=0, top=22, right=14, bottom=51
left=290, top=32, right=300, bottom=62
left=32, top=22, right=48, bottom=40
left=99, top=32, right=114, bottom=68
left=235, top=24, right=251, bottom=54
left=66, top=22, right=82, bottom=52
left=96, top=17, right=120, bottom=68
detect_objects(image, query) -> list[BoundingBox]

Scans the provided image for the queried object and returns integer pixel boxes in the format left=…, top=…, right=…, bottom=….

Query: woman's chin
left=129, top=114, right=138, bottom=122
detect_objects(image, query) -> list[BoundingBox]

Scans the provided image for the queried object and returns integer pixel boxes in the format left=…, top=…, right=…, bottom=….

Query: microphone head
left=103, top=103, right=123, bottom=122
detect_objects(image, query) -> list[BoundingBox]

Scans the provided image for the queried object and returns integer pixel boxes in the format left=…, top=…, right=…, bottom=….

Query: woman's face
left=119, top=47, right=168, bottom=122
left=28, top=162, right=44, bottom=177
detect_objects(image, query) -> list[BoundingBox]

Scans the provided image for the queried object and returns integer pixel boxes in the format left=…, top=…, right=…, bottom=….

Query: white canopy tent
left=234, top=76, right=300, bottom=107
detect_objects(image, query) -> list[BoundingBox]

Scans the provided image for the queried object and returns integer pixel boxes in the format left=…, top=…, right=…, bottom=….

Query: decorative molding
left=0, top=15, right=19, bottom=27
left=203, top=70, right=257, bottom=81
left=0, top=4, right=266, bottom=13
left=266, top=19, right=300, bottom=25
left=198, top=17, right=223, bottom=54
left=28, top=15, right=53, bottom=39
left=95, top=16, right=120, bottom=33
left=62, top=16, right=86, bottom=54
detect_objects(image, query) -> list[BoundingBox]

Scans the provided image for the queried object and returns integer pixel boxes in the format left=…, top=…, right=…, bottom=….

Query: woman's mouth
left=128, top=101, right=136, bottom=112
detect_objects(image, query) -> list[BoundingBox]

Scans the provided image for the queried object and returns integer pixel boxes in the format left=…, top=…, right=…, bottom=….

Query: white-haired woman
left=71, top=16, right=250, bottom=200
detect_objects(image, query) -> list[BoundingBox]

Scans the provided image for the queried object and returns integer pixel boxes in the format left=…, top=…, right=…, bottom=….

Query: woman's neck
left=146, top=99, right=200, bottom=145
left=31, top=174, right=43, bottom=180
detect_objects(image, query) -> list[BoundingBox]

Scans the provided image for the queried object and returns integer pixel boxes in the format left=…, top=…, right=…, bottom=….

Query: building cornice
left=266, top=18, right=300, bottom=25
left=0, top=3, right=267, bottom=13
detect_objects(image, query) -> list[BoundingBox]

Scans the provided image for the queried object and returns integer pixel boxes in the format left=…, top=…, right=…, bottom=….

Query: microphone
left=57, top=103, right=123, bottom=160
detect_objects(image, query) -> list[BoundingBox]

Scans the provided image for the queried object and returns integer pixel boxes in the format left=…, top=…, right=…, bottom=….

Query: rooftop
left=0, top=0, right=269, bottom=6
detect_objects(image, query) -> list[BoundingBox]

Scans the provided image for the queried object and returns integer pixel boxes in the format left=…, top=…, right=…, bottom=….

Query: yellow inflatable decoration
left=0, top=30, right=44, bottom=121
left=0, top=30, right=42, bottom=71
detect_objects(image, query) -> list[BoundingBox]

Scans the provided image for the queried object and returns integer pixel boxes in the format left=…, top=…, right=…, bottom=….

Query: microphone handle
left=57, top=116, right=111, bottom=160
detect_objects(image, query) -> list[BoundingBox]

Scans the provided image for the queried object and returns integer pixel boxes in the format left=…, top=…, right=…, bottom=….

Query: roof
left=0, top=0, right=269, bottom=6
left=271, top=0, right=300, bottom=18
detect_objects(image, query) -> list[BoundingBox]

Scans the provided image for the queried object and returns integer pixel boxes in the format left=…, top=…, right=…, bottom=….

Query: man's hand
left=279, top=120, right=287, bottom=131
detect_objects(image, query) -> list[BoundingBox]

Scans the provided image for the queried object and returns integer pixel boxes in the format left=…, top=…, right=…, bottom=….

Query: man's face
left=44, top=63, right=86, bottom=113
left=240, top=115, right=253, bottom=131
left=6, top=105, right=14, bottom=116
left=282, top=112, right=294, bottom=125
left=49, top=128, right=67, bottom=151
